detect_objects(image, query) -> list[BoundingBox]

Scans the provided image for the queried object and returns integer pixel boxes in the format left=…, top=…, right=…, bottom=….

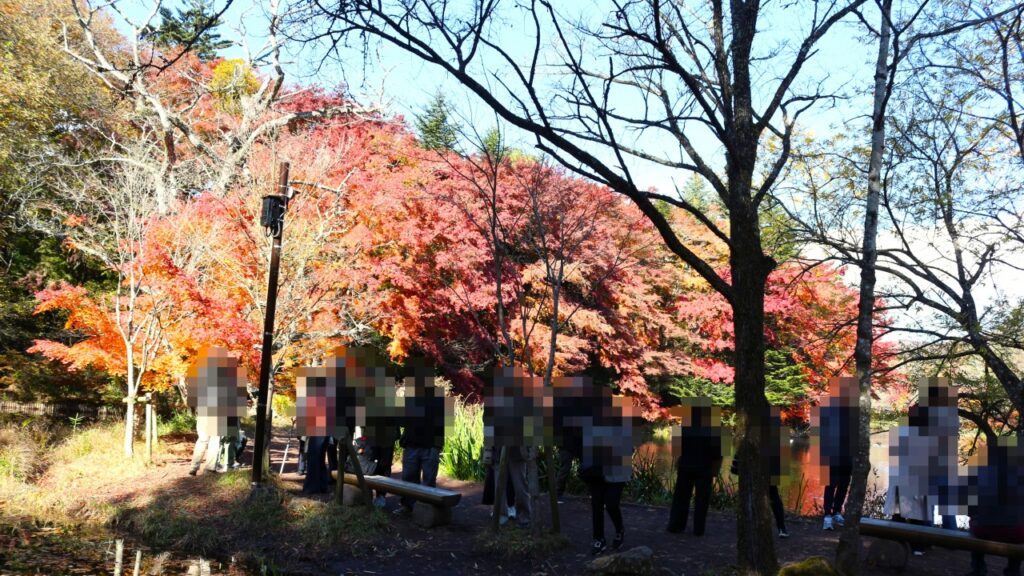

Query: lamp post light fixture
left=252, top=161, right=293, bottom=489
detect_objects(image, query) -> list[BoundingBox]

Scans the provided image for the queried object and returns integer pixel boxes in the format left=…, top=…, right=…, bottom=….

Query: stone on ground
left=413, top=502, right=453, bottom=528
left=586, top=546, right=654, bottom=576
left=866, top=539, right=911, bottom=571
left=778, top=556, right=840, bottom=576
left=341, top=484, right=369, bottom=506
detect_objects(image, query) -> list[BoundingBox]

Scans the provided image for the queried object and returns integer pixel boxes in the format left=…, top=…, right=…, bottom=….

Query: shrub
left=710, top=473, right=738, bottom=510
left=624, top=449, right=672, bottom=505
left=158, top=410, right=196, bottom=436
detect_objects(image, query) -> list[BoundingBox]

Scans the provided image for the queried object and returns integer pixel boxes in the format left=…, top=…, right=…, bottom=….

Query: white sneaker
left=778, top=528, right=789, bottom=538
left=833, top=513, right=845, bottom=527
left=823, top=515, right=834, bottom=531
left=507, top=506, right=517, bottom=519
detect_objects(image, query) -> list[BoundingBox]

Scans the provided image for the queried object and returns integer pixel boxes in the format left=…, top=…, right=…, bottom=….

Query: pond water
left=635, top=430, right=892, bottom=515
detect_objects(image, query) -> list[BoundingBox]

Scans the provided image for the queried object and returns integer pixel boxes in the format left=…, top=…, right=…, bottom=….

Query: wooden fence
left=0, top=400, right=118, bottom=420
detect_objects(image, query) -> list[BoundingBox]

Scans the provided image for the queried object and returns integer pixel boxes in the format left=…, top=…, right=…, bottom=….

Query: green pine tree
left=416, top=93, right=460, bottom=151
left=142, top=0, right=232, bottom=61
left=764, top=347, right=810, bottom=409
left=680, top=173, right=713, bottom=208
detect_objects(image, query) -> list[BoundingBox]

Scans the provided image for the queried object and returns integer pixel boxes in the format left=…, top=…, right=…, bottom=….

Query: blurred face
left=827, top=376, right=859, bottom=405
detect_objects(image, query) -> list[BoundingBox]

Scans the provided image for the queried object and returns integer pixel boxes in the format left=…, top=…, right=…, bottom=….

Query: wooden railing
left=0, top=400, right=118, bottom=420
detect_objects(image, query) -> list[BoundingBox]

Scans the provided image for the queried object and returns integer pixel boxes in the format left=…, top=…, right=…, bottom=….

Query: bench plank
left=860, top=518, right=1024, bottom=559
left=331, top=472, right=461, bottom=507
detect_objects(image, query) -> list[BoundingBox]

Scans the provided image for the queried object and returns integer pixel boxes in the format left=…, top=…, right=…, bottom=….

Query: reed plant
left=439, top=397, right=485, bottom=481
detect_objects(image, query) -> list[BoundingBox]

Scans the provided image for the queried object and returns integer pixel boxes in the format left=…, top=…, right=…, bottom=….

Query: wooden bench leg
left=342, top=483, right=370, bottom=506
left=413, top=503, right=452, bottom=528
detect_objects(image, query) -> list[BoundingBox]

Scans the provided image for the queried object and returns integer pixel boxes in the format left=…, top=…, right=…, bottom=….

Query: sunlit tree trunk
left=836, top=2, right=891, bottom=572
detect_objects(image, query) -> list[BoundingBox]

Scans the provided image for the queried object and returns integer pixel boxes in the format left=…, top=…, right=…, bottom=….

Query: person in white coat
left=187, top=347, right=246, bottom=476
left=884, top=378, right=959, bottom=552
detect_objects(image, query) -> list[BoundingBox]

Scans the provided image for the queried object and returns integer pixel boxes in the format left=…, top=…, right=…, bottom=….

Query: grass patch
left=473, top=525, right=570, bottom=559
left=0, top=417, right=148, bottom=525
left=0, top=416, right=396, bottom=570
left=293, top=501, right=390, bottom=552
left=116, top=470, right=389, bottom=560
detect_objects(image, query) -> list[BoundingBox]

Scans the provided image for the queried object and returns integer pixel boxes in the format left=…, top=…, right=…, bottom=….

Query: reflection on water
left=636, top=430, right=891, bottom=515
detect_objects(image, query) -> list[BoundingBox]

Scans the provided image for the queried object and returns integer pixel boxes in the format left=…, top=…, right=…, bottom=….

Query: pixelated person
left=481, top=443, right=516, bottom=511
left=552, top=375, right=587, bottom=500
left=731, top=407, right=790, bottom=538
left=815, top=377, right=859, bottom=531
left=579, top=385, right=635, bottom=556
left=484, top=365, right=536, bottom=526
left=395, top=360, right=449, bottom=516
left=217, top=416, right=241, bottom=471
left=884, top=377, right=959, bottom=553
left=216, top=374, right=248, bottom=470
left=347, top=346, right=402, bottom=508
left=964, top=437, right=1024, bottom=576
left=667, top=399, right=725, bottom=537
left=296, top=366, right=335, bottom=494
left=187, top=346, right=245, bottom=476
left=297, top=436, right=307, bottom=476
left=480, top=366, right=517, bottom=514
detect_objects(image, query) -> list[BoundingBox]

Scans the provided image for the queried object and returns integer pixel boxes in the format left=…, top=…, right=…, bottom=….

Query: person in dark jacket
left=358, top=351, right=402, bottom=508
left=553, top=376, right=586, bottom=499
left=965, top=438, right=1024, bottom=576
left=815, top=377, right=859, bottom=531
left=668, top=401, right=724, bottom=536
left=396, top=365, right=448, bottom=514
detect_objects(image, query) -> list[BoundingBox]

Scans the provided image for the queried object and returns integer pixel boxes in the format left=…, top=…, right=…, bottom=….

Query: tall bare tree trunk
left=124, top=352, right=136, bottom=458
left=730, top=185, right=778, bottom=576
left=836, top=2, right=891, bottom=573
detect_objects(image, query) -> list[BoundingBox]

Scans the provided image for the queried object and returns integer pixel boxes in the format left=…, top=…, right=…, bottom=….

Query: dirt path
left=2, top=430, right=1008, bottom=576
left=264, top=432, right=995, bottom=576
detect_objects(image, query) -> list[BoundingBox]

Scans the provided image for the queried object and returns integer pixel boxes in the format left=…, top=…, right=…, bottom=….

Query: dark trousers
left=769, top=485, right=786, bottom=531
left=971, top=552, right=1022, bottom=576
left=587, top=478, right=625, bottom=542
left=482, top=459, right=516, bottom=507
left=668, top=469, right=712, bottom=535
left=557, top=448, right=575, bottom=496
left=373, top=443, right=394, bottom=498
left=326, top=436, right=338, bottom=472
left=401, top=446, right=440, bottom=508
left=970, top=524, right=1024, bottom=575
left=823, top=474, right=851, bottom=516
left=302, top=436, right=331, bottom=494
left=298, top=438, right=307, bottom=474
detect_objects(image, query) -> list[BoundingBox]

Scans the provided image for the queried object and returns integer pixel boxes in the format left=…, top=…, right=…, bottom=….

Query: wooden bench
left=860, top=517, right=1024, bottom=570
left=331, top=471, right=461, bottom=528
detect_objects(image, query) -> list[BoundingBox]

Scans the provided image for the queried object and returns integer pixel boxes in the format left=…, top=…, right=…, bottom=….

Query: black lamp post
left=252, top=162, right=291, bottom=488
